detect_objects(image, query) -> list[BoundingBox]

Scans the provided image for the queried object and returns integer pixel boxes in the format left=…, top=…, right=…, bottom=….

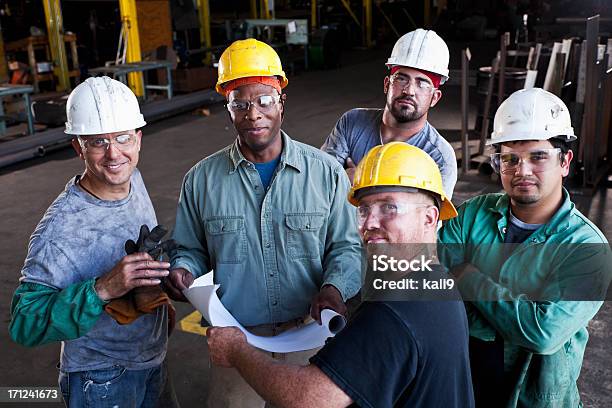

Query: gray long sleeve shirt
left=12, top=170, right=167, bottom=372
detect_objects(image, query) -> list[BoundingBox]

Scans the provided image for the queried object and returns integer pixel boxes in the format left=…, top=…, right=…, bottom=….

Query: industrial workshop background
left=0, top=1, right=611, bottom=407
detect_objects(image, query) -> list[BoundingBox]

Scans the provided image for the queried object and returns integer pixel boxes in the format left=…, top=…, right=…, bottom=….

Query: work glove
left=124, top=224, right=178, bottom=259
left=105, top=225, right=178, bottom=332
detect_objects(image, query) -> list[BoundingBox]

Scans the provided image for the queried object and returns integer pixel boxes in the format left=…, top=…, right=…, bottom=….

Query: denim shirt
left=171, top=132, right=362, bottom=326
left=321, top=108, right=457, bottom=198
left=439, top=189, right=611, bottom=407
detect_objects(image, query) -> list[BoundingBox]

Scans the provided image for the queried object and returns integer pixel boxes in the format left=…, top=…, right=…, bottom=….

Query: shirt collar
left=488, top=188, right=573, bottom=236
left=228, top=130, right=302, bottom=174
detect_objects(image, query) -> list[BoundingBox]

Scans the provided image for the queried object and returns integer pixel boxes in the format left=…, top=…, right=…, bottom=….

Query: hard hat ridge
left=386, top=29, right=450, bottom=84
left=65, top=76, right=146, bottom=136
left=216, top=39, right=288, bottom=95
left=487, top=88, right=576, bottom=145
left=348, top=142, right=457, bottom=220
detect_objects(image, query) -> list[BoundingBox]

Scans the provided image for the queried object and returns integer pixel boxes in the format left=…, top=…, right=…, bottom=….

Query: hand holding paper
left=183, top=273, right=346, bottom=353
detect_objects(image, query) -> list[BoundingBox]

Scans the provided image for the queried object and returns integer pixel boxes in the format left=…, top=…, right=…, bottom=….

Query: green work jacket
left=439, top=189, right=610, bottom=407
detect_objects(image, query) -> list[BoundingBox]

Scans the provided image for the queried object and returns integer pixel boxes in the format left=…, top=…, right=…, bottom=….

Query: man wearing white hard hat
left=322, top=28, right=457, bottom=199
left=439, top=88, right=611, bottom=407
left=9, top=77, right=171, bottom=407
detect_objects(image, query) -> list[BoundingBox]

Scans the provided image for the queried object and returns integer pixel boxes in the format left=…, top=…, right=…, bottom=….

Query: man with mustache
left=322, top=29, right=456, bottom=198
left=205, top=143, right=474, bottom=408
left=439, top=88, right=610, bottom=407
left=164, top=39, right=362, bottom=408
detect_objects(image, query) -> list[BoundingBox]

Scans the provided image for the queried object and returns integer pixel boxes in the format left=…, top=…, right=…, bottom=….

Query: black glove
left=125, top=224, right=178, bottom=260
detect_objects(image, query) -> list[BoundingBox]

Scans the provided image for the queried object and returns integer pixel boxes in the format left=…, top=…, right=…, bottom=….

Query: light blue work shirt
left=171, top=132, right=363, bottom=326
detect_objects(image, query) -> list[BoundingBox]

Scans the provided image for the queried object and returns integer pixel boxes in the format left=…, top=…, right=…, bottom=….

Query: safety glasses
left=490, top=148, right=562, bottom=174
left=357, top=200, right=432, bottom=225
left=79, top=134, right=137, bottom=153
left=226, top=94, right=281, bottom=113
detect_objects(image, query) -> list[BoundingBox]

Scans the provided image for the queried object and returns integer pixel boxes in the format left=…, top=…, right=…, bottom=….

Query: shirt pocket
left=285, top=213, right=325, bottom=260
left=205, top=216, right=246, bottom=264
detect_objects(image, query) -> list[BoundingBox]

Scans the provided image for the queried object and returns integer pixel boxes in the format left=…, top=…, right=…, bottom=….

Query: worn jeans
left=59, top=362, right=166, bottom=408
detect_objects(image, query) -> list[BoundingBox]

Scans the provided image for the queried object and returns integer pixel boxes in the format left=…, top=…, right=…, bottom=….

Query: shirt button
left=265, top=242, right=271, bottom=248
left=272, top=300, right=278, bottom=306
left=269, top=273, right=274, bottom=277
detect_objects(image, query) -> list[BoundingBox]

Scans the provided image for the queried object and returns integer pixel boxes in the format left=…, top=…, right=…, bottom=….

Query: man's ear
left=278, top=93, right=287, bottom=119
left=430, top=89, right=442, bottom=108
left=71, top=138, right=84, bottom=159
left=424, top=205, right=440, bottom=231
left=135, top=130, right=142, bottom=152
left=383, top=76, right=390, bottom=94
left=561, top=149, right=574, bottom=177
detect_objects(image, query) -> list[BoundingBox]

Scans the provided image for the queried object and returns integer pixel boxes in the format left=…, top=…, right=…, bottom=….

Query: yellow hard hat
left=216, top=38, right=288, bottom=95
left=349, top=142, right=457, bottom=220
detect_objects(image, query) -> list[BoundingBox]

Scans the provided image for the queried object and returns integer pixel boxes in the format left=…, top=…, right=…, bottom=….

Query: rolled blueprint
left=184, top=273, right=346, bottom=353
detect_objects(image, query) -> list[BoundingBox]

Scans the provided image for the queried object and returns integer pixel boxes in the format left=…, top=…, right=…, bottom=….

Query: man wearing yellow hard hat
left=206, top=143, right=475, bottom=408
left=165, top=39, right=362, bottom=407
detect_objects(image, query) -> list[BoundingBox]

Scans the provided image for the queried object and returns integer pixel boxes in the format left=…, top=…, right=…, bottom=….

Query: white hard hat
left=487, top=88, right=576, bottom=145
left=65, top=76, right=146, bottom=135
left=386, top=29, right=450, bottom=84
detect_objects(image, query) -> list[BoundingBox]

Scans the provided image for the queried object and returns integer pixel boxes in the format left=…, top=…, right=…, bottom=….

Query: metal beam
left=251, top=0, right=258, bottom=19
left=498, top=32, right=509, bottom=106
left=376, top=1, right=400, bottom=39
left=461, top=48, right=470, bottom=174
left=583, top=15, right=600, bottom=186
left=197, top=0, right=212, bottom=65
left=311, top=0, right=317, bottom=30
left=118, top=0, right=144, bottom=97
left=363, top=0, right=372, bottom=48
left=42, top=0, right=70, bottom=91
left=0, top=22, right=7, bottom=82
left=262, top=0, right=273, bottom=20
left=340, top=0, right=361, bottom=28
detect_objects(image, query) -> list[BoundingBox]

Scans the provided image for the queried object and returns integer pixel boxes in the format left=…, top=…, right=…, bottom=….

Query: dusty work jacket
left=171, top=131, right=362, bottom=326
left=439, top=189, right=611, bottom=408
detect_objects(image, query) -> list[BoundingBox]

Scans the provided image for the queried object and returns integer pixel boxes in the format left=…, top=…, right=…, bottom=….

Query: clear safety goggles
left=226, top=94, right=281, bottom=113
left=357, top=200, right=432, bottom=225
left=79, top=133, right=137, bottom=153
left=490, top=148, right=562, bottom=174
left=389, top=73, right=434, bottom=93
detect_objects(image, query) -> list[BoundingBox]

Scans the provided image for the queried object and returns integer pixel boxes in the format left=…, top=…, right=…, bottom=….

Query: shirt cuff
left=87, top=279, right=110, bottom=307
left=170, top=262, right=198, bottom=277
left=322, top=280, right=349, bottom=302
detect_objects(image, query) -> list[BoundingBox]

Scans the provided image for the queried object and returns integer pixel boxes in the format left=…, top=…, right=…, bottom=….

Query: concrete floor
left=0, top=46, right=610, bottom=407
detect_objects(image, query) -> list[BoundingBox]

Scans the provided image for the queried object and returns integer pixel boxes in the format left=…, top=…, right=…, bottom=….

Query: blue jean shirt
left=171, top=132, right=363, bottom=326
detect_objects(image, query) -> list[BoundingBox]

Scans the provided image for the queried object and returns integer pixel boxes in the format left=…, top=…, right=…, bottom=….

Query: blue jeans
left=58, top=363, right=165, bottom=408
